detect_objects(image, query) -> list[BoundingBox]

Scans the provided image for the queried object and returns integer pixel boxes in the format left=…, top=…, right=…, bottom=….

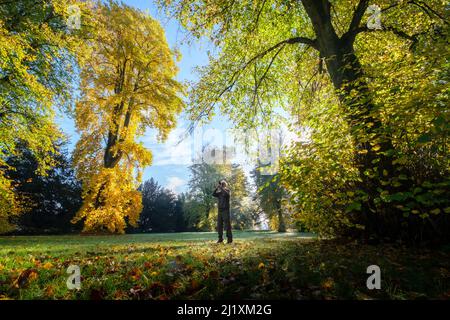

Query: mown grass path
left=0, top=231, right=448, bottom=300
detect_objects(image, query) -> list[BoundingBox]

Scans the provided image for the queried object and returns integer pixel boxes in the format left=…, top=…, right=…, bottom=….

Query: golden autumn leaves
left=72, top=168, right=143, bottom=233
left=72, top=1, right=184, bottom=233
left=0, top=1, right=183, bottom=234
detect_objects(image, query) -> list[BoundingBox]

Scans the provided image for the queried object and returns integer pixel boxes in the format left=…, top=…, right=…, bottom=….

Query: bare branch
left=185, top=36, right=318, bottom=134
left=347, top=0, right=370, bottom=34
left=349, top=25, right=421, bottom=43
left=253, top=43, right=286, bottom=103
left=409, top=0, right=449, bottom=25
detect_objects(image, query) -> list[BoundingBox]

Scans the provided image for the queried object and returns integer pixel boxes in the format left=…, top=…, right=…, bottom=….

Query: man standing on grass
left=213, top=180, right=232, bottom=244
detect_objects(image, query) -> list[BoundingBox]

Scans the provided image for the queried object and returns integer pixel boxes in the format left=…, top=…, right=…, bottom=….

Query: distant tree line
left=127, top=178, right=189, bottom=233
left=4, top=141, right=288, bottom=234
left=5, top=140, right=82, bottom=234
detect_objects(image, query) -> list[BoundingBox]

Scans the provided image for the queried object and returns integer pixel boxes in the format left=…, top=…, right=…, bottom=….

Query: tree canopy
left=72, top=1, right=184, bottom=233
left=0, top=0, right=92, bottom=232
left=160, top=0, right=450, bottom=241
left=1, top=0, right=448, bottom=243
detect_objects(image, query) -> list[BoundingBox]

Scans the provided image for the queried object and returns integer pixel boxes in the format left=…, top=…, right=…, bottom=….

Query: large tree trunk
left=302, top=0, right=403, bottom=237
left=104, top=131, right=122, bottom=168
left=103, top=60, right=132, bottom=169
left=104, top=98, right=134, bottom=169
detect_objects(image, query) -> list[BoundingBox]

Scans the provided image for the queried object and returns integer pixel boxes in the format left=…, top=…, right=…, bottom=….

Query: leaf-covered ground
left=0, top=231, right=449, bottom=300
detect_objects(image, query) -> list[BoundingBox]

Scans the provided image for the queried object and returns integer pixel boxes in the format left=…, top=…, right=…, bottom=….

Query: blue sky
left=56, top=0, right=237, bottom=194
left=56, top=0, right=303, bottom=194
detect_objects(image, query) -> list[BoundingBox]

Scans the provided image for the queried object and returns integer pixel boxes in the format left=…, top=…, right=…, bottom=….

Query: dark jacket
left=213, top=186, right=230, bottom=210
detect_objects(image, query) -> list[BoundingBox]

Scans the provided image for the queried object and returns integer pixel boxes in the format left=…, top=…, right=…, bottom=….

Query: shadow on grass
left=0, top=233, right=448, bottom=300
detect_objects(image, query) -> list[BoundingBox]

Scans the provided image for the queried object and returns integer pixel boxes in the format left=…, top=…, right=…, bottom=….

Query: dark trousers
left=217, top=208, right=232, bottom=241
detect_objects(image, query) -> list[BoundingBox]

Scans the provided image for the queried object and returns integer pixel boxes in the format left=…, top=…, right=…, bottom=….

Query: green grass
left=0, top=231, right=449, bottom=300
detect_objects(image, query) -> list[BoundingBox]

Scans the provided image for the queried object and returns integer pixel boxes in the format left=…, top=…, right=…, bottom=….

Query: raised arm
left=212, top=186, right=221, bottom=197
left=222, top=187, right=230, bottom=197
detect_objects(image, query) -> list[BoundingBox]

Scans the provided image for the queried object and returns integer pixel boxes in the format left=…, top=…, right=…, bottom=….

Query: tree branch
left=409, top=0, right=449, bottom=25
left=238, top=36, right=318, bottom=72
left=347, top=0, right=370, bottom=34
left=342, top=0, right=448, bottom=44
left=352, top=25, right=419, bottom=41
left=252, top=44, right=285, bottom=107
left=345, top=24, right=425, bottom=50
left=187, top=36, right=318, bottom=133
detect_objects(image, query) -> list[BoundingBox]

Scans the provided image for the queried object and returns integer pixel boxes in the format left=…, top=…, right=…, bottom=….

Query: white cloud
left=140, top=122, right=311, bottom=170
left=166, top=176, right=186, bottom=194
left=142, top=127, right=193, bottom=166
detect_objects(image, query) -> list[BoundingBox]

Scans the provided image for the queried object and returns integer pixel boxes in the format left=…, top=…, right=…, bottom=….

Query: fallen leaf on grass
left=321, top=278, right=335, bottom=290
left=190, top=279, right=200, bottom=290
left=90, top=288, right=106, bottom=300
left=12, top=269, right=38, bottom=288
left=44, top=285, right=55, bottom=297
left=128, top=268, right=142, bottom=281
left=114, top=290, right=127, bottom=299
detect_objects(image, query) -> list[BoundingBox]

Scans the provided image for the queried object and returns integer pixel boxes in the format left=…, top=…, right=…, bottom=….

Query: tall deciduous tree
left=160, top=0, right=449, bottom=239
left=228, top=164, right=254, bottom=230
left=0, top=0, right=93, bottom=233
left=73, top=1, right=184, bottom=233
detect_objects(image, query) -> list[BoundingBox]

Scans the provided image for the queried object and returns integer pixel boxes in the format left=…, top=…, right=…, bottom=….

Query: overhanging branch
left=345, top=25, right=422, bottom=47
left=342, top=0, right=448, bottom=44
left=347, top=0, right=370, bottom=34
left=186, top=36, right=318, bottom=133
left=244, top=37, right=318, bottom=68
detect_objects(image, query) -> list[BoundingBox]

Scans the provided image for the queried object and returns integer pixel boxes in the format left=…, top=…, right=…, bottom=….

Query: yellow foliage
left=72, top=2, right=184, bottom=233
left=0, top=0, right=94, bottom=233
left=0, top=167, right=22, bottom=234
left=72, top=167, right=143, bottom=233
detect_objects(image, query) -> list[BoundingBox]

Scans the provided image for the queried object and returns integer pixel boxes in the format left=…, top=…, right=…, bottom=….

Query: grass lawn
left=0, top=231, right=449, bottom=300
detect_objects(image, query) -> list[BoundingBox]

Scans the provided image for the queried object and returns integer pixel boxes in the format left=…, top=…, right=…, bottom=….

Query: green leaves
left=417, top=133, right=432, bottom=144
left=2, top=232, right=450, bottom=299
left=345, top=202, right=362, bottom=213
left=0, top=0, right=94, bottom=233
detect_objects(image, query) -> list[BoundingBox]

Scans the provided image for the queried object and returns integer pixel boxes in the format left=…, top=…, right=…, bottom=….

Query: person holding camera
left=212, top=180, right=232, bottom=244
